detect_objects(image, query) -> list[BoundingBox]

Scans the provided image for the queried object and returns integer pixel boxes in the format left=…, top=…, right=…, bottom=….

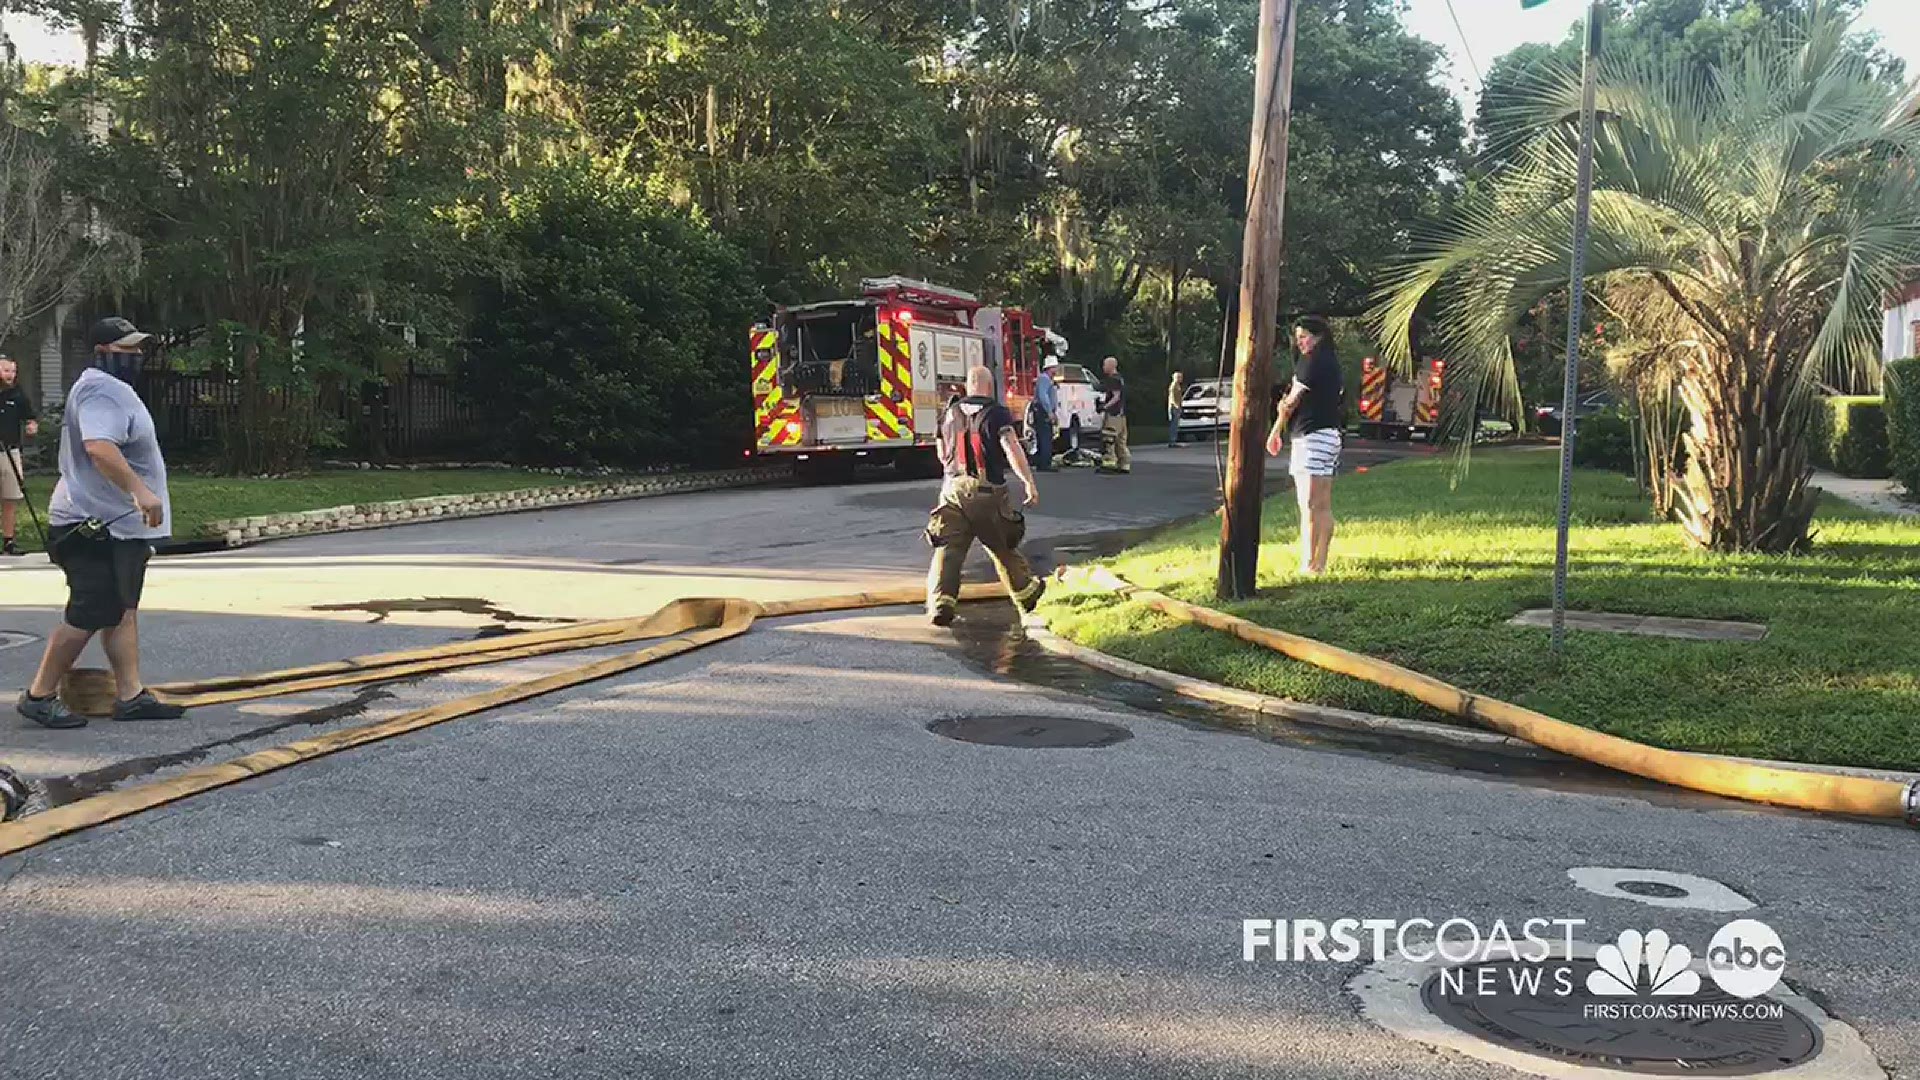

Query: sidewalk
left=1814, top=470, right=1919, bottom=517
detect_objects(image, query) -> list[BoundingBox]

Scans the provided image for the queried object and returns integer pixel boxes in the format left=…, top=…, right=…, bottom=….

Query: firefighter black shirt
left=1100, top=372, right=1127, bottom=417
left=941, top=396, right=1017, bottom=485
left=1289, top=345, right=1344, bottom=436
left=0, top=385, right=36, bottom=449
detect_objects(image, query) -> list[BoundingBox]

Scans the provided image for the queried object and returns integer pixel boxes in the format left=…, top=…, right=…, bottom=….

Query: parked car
left=1533, top=389, right=1614, bottom=435
left=1175, top=377, right=1232, bottom=441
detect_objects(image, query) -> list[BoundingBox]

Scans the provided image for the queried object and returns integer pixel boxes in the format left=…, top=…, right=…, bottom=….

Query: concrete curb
left=199, top=465, right=792, bottom=549
left=1026, top=622, right=1920, bottom=786
left=1023, top=622, right=1566, bottom=762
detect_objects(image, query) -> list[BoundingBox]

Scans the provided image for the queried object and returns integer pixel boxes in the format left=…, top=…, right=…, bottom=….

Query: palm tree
left=1372, top=6, right=1920, bottom=553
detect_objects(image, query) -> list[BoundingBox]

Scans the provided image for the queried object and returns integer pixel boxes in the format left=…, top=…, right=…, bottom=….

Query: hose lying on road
left=1077, top=567, right=1920, bottom=826
left=0, top=583, right=1009, bottom=857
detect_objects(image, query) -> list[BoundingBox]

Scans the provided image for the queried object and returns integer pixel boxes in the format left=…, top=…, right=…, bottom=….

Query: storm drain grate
left=1421, top=959, right=1821, bottom=1076
left=927, top=715, right=1132, bottom=749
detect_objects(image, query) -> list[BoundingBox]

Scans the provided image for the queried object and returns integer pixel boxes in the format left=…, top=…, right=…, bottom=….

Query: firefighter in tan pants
left=926, top=365, right=1047, bottom=626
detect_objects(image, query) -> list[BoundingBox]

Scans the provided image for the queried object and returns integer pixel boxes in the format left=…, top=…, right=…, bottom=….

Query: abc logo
left=1707, top=919, right=1785, bottom=999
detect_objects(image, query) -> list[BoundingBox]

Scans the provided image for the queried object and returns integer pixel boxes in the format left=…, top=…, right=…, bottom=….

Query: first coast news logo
left=1242, top=917, right=1787, bottom=1019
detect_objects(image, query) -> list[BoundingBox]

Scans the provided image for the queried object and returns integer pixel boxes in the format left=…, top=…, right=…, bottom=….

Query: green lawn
left=3, top=469, right=569, bottom=554
left=1041, top=451, right=1920, bottom=771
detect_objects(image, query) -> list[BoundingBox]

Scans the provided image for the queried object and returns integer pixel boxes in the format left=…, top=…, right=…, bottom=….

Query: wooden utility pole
left=1216, top=0, right=1299, bottom=600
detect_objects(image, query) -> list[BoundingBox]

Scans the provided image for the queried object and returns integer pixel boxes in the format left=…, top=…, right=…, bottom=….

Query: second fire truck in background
left=1356, top=356, right=1448, bottom=441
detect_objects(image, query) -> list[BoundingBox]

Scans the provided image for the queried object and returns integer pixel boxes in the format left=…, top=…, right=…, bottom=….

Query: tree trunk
left=1670, top=353, right=1818, bottom=554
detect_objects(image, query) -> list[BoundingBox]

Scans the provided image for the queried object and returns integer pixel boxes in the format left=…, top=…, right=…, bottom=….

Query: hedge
left=1809, top=395, right=1890, bottom=479
left=1888, top=359, right=1920, bottom=498
left=1572, top=411, right=1635, bottom=474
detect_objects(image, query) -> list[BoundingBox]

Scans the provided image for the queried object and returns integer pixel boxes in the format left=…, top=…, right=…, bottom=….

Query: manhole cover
left=1616, top=880, right=1692, bottom=899
left=928, top=715, right=1131, bottom=749
left=1421, top=958, right=1821, bottom=1076
left=0, top=629, right=36, bottom=652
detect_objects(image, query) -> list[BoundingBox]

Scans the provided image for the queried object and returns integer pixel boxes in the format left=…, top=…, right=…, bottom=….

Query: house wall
left=1885, top=282, right=1920, bottom=363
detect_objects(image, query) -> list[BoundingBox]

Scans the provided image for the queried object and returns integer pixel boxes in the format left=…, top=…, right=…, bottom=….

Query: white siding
left=1885, top=297, right=1920, bottom=363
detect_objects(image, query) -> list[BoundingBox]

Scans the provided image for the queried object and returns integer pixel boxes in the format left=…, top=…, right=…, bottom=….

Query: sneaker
left=929, top=602, right=958, bottom=628
left=1, top=538, right=21, bottom=556
left=17, top=690, right=85, bottom=729
left=113, top=690, right=187, bottom=722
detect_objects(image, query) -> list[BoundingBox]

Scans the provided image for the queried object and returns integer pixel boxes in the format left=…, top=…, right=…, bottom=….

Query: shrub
left=1572, top=411, right=1636, bottom=474
left=1809, top=395, right=1890, bottom=479
left=1888, top=359, right=1920, bottom=498
left=466, top=166, right=763, bottom=468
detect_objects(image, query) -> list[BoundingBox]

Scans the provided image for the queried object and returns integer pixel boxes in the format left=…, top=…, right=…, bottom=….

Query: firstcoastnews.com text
left=1583, top=1001, right=1786, bottom=1022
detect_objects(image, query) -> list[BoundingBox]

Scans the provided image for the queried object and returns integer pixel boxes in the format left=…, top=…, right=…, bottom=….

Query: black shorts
left=48, top=525, right=153, bottom=631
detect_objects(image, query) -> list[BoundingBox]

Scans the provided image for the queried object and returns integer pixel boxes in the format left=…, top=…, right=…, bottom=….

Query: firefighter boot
left=1012, top=575, right=1047, bottom=614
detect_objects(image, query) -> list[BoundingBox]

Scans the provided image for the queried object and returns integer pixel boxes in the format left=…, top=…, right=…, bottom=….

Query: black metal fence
left=134, top=368, right=483, bottom=462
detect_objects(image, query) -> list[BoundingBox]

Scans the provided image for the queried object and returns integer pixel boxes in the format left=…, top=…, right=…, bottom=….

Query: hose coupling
left=0, top=766, right=28, bottom=822
left=1905, top=780, right=1920, bottom=829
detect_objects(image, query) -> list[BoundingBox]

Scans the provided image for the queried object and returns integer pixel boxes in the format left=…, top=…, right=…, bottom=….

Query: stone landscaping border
left=202, top=464, right=792, bottom=548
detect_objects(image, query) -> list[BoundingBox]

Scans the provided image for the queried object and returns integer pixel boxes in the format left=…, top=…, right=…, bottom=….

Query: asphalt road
left=2, top=440, right=1914, bottom=1080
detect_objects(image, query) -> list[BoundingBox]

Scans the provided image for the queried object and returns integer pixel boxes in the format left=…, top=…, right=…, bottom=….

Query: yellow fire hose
left=0, top=583, right=1008, bottom=856
left=1080, top=567, right=1920, bottom=826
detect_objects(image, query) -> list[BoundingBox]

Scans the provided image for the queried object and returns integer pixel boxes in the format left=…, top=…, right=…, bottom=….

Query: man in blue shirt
left=1030, top=357, right=1060, bottom=471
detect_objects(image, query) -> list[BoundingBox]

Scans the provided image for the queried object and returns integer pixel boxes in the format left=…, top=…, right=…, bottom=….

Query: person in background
left=1031, top=357, right=1060, bottom=471
left=1265, top=315, right=1345, bottom=576
left=925, top=365, right=1046, bottom=627
left=1166, top=370, right=1185, bottom=447
left=1096, top=356, right=1131, bottom=475
left=0, top=355, right=39, bottom=556
left=17, top=317, right=187, bottom=728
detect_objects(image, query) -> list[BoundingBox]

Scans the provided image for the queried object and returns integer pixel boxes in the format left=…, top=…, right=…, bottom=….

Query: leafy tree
left=1473, top=0, right=1903, bottom=172
left=20, top=0, right=501, bottom=471
left=557, top=0, right=954, bottom=301
left=1375, top=7, right=1920, bottom=553
left=466, top=166, right=763, bottom=467
left=942, top=0, right=1462, bottom=364
left=0, top=121, right=95, bottom=346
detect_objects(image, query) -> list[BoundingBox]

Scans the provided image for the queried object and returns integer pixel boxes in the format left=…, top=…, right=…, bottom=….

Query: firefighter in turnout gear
left=926, top=366, right=1047, bottom=626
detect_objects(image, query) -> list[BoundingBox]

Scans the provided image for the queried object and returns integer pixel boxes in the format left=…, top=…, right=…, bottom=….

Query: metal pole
left=1216, top=0, right=1298, bottom=600
left=1551, top=2, right=1600, bottom=655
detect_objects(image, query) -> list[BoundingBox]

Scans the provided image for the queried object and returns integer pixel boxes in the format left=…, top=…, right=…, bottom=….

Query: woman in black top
left=1265, top=316, right=1344, bottom=575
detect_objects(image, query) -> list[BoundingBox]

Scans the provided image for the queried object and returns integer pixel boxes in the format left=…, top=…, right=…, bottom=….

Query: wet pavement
left=941, top=606, right=1861, bottom=828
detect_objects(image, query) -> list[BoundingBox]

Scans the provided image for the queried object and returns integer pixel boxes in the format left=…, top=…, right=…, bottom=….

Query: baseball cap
left=89, top=316, right=152, bottom=350
left=1043, top=357, right=1060, bottom=369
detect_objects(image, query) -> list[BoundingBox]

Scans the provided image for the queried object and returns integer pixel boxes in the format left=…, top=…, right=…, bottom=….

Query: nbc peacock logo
left=1586, top=929, right=1702, bottom=998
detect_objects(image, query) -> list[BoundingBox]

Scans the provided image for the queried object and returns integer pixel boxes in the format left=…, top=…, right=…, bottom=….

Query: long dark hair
left=1293, top=315, right=1336, bottom=366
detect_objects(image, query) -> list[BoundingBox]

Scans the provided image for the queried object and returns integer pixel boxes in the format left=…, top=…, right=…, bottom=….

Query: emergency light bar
left=861, top=276, right=981, bottom=310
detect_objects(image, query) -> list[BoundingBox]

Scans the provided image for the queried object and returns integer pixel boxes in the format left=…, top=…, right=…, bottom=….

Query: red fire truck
left=1356, top=356, right=1448, bottom=441
left=749, top=276, right=1064, bottom=477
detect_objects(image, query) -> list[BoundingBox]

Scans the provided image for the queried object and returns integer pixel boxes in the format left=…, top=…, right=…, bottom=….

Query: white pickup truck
left=1048, top=363, right=1101, bottom=439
